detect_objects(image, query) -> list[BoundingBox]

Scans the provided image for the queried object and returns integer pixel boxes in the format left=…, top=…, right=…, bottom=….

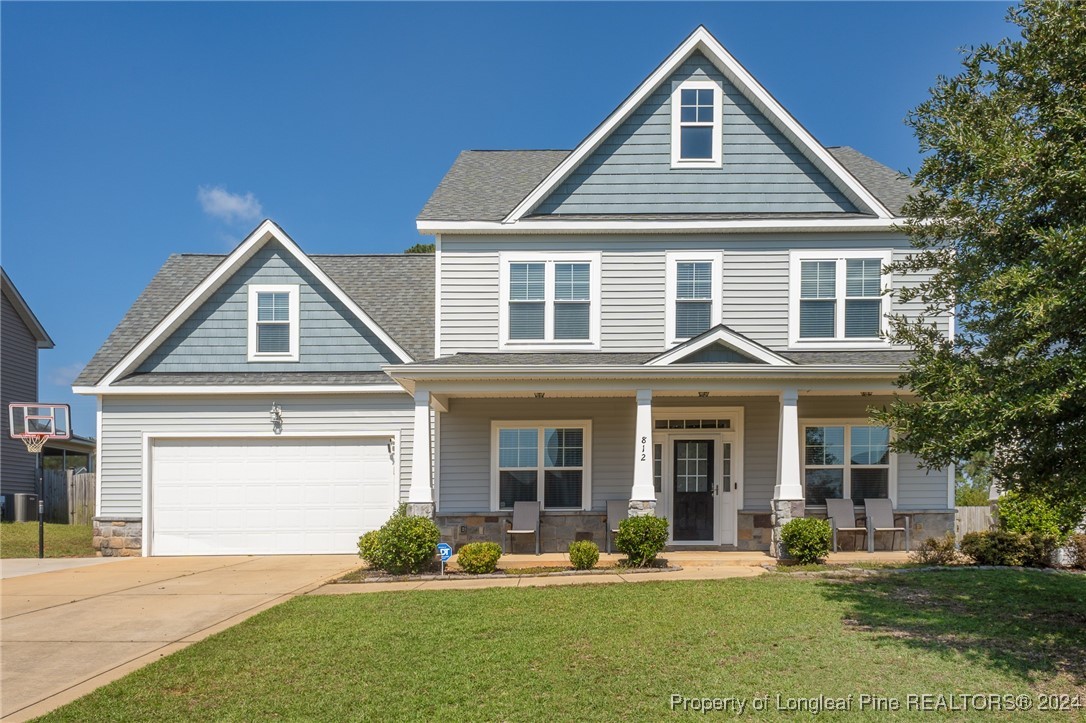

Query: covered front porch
left=388, top=361, right=955, bottom=558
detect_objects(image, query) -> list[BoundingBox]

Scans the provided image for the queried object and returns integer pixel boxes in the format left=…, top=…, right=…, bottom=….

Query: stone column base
left=770, top=499, right=805, bottom=559
left=406, top=502, right=435, bottom=519
left=628, top=499, right=656, bottom=517
left=93, top=517, right=143, bottom=557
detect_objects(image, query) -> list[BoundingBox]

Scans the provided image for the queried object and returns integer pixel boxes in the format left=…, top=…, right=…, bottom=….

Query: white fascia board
left=501, top=26, right=893, bottom=223
left=97, top=221, right=414, bottom=387
left=73, top=384, right=408, bottom=396
left=646, top=327, right=795, bottom=366
left=417, top=218, right=901, bottom=235
left=384, top=364, right=902, bottom=383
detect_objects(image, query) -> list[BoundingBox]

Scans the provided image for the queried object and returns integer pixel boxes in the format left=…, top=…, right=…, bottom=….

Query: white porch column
left=629, top=389, right=656, bottom=517
left=771, top=387, right=804, bottom=557
left=407, top=388, right=434, bottom=518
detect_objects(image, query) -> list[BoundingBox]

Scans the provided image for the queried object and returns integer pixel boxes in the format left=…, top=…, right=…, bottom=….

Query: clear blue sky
left=2, top=1, right=1012, bottom=436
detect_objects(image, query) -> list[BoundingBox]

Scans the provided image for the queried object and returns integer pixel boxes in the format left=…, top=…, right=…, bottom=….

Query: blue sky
left=2, top=1, right=1012, bottom=435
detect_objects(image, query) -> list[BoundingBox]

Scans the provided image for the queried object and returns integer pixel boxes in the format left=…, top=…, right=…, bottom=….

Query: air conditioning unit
left=14, top=493, right=37, bottom=523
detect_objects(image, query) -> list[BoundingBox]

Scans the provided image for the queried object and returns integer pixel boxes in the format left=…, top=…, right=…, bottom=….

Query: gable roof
left=74, top=227, right=434, bottom=387
left=418, top=147, right=911, bottom=223
left=645, top=325, right=794, bottom=366
left=1, top=268, right=55, bottom=349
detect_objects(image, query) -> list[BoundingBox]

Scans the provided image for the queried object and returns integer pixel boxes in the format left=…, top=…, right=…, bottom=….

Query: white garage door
left=150, top=437, right=397, bottom=555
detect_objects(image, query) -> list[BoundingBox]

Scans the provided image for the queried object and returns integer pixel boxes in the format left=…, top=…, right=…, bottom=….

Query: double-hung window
left=492, top=422, right=591, bottom=510
left=500, top=253, right=600, bottom=348
left=802, top=423, right=893, bottom=506
left=247, top=284, right=300, bottom=362
left=789, top=250, right=891, bottom=347
left=671, top=79, right=723, bottom=168
left=666, top=252, right=721, bottom=342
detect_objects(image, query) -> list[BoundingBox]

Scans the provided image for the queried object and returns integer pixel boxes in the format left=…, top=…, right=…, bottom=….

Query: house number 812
left=640, top=436, right=647, bottom=462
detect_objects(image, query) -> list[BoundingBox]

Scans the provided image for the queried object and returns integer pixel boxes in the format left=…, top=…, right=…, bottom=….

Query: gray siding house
left=76, top=26, right=954, bottom=557
left=2, top=269, right=56, bottom=499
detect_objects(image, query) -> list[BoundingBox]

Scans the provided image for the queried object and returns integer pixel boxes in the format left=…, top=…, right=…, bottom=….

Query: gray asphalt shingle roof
left=75, top=253, right=434, bottom=387
left=112, top=372, right=394, bottom=386
left=417, top=147, right=913, bottom=222
left=405, top=350, right=913, bottom=367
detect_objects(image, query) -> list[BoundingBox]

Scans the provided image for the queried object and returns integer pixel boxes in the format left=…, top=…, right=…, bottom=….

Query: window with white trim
left=789, top=250, right=891, bottom=347
left=671, top=79, right=723, bottom=168
left=803, top=424, right=891, bottom=506
left=247, top=284, right=300, bottom=362
left=493, top=422, right=591, bottom=510
left=500, top=254, right=600, bottom=348
left=666, top=253, right=721, bottom=342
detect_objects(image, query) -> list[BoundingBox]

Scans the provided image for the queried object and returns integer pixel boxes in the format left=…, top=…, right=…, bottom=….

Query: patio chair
left=864, top=498, right=910, bottom=553
left=825, top=498, right=868, bottom=552
left=606, top=499, right=628, bottom=554
left=504, top=501, right=541, bottom=555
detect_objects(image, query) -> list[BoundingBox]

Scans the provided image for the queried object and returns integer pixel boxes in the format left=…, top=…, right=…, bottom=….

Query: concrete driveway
left=0, top=555, right=358, bottom=721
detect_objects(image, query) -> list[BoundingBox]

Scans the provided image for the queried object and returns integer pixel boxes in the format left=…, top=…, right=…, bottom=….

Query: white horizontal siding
left=99, top=394, right=414, bottom=517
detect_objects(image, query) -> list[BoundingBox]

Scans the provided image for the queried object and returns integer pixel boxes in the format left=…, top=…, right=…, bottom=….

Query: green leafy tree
left=872, top=1, right=1086, bottom=510
left=404, top=243, right=435, bottom=254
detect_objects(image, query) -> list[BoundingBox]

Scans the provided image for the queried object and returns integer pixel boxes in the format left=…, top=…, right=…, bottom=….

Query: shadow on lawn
left=815, top=570, right=1086, bottom=689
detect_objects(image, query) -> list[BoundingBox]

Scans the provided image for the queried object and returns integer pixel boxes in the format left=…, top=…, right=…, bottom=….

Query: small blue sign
left=436, top=543, right=453, bottom=562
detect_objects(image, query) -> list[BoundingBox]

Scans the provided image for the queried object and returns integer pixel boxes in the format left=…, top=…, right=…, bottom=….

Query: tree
left=872, top=0, right=1086, bottom=509
left=404, top=243, right=434, bottom=254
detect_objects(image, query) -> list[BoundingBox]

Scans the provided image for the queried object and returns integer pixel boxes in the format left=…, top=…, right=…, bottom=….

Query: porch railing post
left=771, top=387, right=803, bottom=557
left=629, top=389, right=656, bottom=517
left=407, top=387, right=434, bottom=518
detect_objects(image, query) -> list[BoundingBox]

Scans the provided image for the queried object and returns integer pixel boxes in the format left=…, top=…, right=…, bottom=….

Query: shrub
left=615, top=515, right=668, bottom=567
left=998, top=491, right=1082, bottom=543
left=1066, top=533, right=1086, bottom=570
left=568, top=540, right=600, bottom=570
left=779, top=517, right=831, bottom=564
left=456, top=542, right=502, bottom=574
left=909, top=533, right=960, bottom=565
left=357, top=512, right=440, bottom=575
left=958, top=529, right=1056, bottom=567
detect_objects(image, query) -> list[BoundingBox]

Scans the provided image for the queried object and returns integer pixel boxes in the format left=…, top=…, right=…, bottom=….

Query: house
left=2, top=268, right=56, bottom=506
left=75, top=26, right=955, bottom=557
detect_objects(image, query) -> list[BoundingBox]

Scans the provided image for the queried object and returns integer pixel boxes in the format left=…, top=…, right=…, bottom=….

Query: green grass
left=38, top=570, right=1086, bottom=721
left=0, top=522, right=94, bottom=558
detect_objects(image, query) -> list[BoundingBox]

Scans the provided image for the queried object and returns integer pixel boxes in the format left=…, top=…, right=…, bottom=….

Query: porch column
left=629, top=389, right=656, bottom=517
left=407, top=388, right=434, bottom=518
left=771, top=388, right=803, bottom=557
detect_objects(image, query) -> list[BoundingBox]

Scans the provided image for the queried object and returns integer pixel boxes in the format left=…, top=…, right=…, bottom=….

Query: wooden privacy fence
left=955, top=505, right=994, bottom=540
left=43, top=470, right=96, bottom=525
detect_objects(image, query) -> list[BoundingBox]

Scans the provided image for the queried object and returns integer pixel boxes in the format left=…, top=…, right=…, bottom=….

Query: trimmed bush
left=780, top=517, right=831, bottom=565
left=615, top=515, right=668, bottom=567
left=998, top=491, right=1083, bottom=543
left=1067, top=533, right=1086, bottom=570
left=456, top=542, right=502, bottom=574
left=909, top=533, right=960, bottom=565
left=568, top=540, right=600, bottom=570
left=959, top=529, right=1038, bottom=567
left=357, top=510, right=440, bottom=575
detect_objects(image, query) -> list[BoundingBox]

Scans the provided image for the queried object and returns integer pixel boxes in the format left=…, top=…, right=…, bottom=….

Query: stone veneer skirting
left=740, top=509, right=957, bottom=553
left=93, top=517, right=143, bottom=557
left=437, top=511, right=612, bottom=554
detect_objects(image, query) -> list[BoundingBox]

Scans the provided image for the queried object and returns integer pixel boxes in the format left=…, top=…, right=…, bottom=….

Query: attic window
left=671, top=79, right=722, bottom=169
left=248, top=284, right=300, bottom=362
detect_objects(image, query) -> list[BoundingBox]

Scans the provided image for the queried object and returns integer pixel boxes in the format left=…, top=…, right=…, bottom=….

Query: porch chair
left=864, top=498, right=910, bottom=553
left=606, top=499, right=628, bottom=554
left=825, top=498, right=868, bottom=552
left=504, top=501, right=541, bottom=555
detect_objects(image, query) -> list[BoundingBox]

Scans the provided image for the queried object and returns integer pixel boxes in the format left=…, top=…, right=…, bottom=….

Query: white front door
left=149, top=436, right=397, bottom=556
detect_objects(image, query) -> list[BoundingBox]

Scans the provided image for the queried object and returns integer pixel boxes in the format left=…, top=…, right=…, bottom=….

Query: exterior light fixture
left=270, top=402, right=283, bottom=433
left=698, top=391, right=710, bottom=398
left=534, top=392, right=545, bottom=399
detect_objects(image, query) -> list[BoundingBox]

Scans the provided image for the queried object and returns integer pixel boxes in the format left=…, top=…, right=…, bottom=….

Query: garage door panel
left=151, top=437, right=397, bottom=555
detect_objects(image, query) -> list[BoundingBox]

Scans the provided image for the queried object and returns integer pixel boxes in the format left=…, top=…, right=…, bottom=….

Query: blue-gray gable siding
left=139, top=242, right=399, bottom=373
left=535, top=52, right=856, bottom=215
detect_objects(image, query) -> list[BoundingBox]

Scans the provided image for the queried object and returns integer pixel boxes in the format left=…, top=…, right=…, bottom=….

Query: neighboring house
left=1, top=268, right=56, bottom=503
left=75, top=26, right=955, bottom=557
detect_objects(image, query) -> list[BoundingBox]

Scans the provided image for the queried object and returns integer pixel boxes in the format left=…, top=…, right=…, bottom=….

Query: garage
left=149, top=436, right=398, bottom=555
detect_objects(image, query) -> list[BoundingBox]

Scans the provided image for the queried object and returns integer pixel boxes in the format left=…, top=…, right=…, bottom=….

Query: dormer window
left=247, top=284, right=300, bottom=362
left=671, top=79, right=722, bottom=168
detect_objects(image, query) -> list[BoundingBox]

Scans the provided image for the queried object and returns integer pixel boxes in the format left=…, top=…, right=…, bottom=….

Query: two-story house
left=75, top=27, right=954, bottom=557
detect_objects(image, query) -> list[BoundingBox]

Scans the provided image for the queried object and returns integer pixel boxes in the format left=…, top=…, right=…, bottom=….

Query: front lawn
left=0, top=522, right=94, bottom=558
left=39, top=570, right=1086, bottom=721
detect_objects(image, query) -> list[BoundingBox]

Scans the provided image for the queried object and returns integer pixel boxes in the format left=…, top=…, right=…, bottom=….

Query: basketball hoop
left=21, top=433, right=51, bottom=455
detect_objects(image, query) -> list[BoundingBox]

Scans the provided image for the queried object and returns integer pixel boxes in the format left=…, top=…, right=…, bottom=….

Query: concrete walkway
left=0, top=556, right=125, bottom=580
left=0, top=554, right=358, bottom=722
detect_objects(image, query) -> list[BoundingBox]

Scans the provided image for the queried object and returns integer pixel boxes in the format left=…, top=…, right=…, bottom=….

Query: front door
left=672, top=439, right=715, bottom=541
